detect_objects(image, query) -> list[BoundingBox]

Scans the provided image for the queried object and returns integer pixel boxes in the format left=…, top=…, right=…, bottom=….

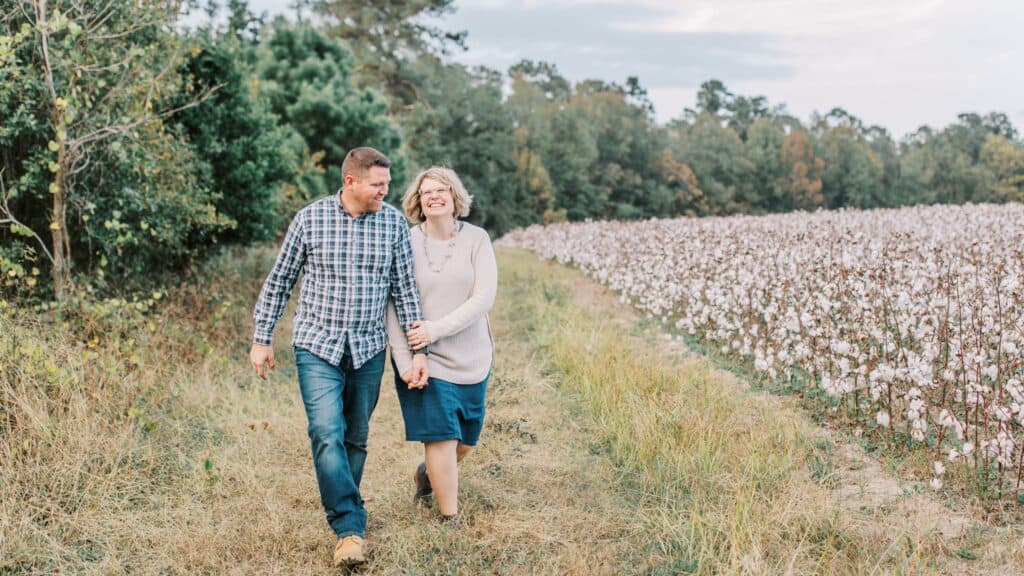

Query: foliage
left=170, top=24, right=292, bottom=245
left=252, top=19, right=404, bottom=211
left=0, top=0, right=230, bottom=300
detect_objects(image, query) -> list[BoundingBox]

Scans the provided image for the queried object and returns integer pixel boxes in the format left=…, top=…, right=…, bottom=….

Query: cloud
left=463, top=0, right=948, bottom=35
left=447, top=2, right=794, bottom=87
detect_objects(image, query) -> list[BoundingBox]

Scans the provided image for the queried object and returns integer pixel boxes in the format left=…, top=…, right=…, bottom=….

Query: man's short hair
left=341, top=147, right=391, bottom=182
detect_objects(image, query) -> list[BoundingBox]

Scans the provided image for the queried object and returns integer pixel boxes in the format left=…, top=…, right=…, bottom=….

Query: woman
left=386, top=166, right=497, bottom=526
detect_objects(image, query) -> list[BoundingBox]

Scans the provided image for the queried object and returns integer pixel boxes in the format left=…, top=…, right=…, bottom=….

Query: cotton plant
left=500, top=203, right=1024, bottom=499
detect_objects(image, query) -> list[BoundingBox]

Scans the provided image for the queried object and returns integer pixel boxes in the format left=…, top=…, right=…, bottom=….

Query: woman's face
left=418, top=177, right=455, bottom=220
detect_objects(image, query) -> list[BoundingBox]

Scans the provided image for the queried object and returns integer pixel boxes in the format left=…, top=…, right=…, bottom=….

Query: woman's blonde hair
left=401, top=166, right=473, bottom=222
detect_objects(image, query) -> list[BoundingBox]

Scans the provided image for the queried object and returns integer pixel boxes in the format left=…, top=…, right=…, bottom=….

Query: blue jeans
left=294, top=346, right=385, bottom=538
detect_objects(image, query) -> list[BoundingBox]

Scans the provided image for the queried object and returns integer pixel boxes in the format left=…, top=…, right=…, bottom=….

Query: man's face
left=345, top=166, right=391, bottom=214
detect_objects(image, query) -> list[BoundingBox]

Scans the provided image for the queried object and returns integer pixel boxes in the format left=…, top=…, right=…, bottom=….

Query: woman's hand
left=406, top=321, right=433, bottom=350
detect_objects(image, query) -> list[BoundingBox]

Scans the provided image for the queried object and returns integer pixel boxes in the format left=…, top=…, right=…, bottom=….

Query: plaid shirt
left=252, top=194, right=424, bottom=368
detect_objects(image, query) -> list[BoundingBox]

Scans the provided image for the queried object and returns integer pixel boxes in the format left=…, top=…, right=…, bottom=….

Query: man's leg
left=294, top=348, right=366, bottom=537
left=340, top=349, right=386, bottom=489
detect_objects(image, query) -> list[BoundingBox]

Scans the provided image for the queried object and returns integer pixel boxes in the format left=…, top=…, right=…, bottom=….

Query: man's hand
left=406, top=321, right=432, bottom=351
left=409, top=353, right=429, bottom=389
left=250, top=343, right=275, bottom=380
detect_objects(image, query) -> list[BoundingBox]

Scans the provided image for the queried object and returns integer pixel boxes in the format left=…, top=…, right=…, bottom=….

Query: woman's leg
left=456, top=443, right=472, bottom=462
left=424, top=440, right=459, bottom=516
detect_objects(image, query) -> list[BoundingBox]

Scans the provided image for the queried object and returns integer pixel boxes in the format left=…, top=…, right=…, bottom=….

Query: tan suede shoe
left=333, top=535, right=366, bottom=566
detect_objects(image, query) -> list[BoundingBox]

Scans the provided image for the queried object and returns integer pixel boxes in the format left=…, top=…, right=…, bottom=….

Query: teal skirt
left=393, top=364, right=489, bottom=445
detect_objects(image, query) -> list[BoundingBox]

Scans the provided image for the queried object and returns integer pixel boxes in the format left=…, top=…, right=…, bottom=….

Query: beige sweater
left=387, top=222, right=497, bottom=384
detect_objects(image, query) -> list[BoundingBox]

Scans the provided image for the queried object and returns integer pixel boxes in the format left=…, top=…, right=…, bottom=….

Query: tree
left=1, top=0, right=221, bottom=299
left=508, top=59, right=570, bottom=101
left=545, top=104, right=600, bottom=220
left=506, top=69, right=558, bottom=223
left=254, top=21, right=403, bottom=209
left=313, top=0, right=466, bottom=106
left=401, top=57, right=518, bottom=233
left=171, top=25, right=292, bottom=245
left=980, top=133, right=1024, bottom=202
left=863, top=125, right=899, bottom=206
left=669, top=113, right=753, bottom=214
left=744, top=117, right=786, bottom=211
left=779, top=129, right=825, bottom=211
left=813, top=111, right=883, bottom=209
left=695, top=79, right=732, bottom=116
left=726, top=95, right=771, bottom=141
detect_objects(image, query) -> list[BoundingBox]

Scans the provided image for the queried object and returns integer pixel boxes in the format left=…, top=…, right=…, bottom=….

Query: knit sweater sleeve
left=425, top=228, right=497, bottom=341
left=386, top=298, right=414, bottom=378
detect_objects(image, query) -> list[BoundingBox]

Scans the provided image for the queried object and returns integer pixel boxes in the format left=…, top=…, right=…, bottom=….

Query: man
left=249, top=147, right=428, bottom=566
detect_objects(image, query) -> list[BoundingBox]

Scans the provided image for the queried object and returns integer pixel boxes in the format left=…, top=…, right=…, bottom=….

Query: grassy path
left=3, top=246, right=1021, bottom=574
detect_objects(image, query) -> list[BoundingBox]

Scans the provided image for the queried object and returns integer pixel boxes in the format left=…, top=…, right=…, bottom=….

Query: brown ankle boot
left=413, top=461, right=433, bottom=504
left=333, top=535, right=366, bottom=566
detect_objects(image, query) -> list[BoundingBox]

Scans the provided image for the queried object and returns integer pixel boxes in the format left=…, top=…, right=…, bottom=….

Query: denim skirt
left=393, top=367, right=489, bottom=445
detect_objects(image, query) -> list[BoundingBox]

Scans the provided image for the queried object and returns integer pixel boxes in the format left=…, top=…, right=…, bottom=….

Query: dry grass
left=2, top=246, right=1022, bottom=574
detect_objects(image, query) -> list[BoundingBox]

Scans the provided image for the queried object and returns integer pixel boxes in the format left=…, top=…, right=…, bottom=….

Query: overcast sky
left=243, top=0, right=1024, bottom=139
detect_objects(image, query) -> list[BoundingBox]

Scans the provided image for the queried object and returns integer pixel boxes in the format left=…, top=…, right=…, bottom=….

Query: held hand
left=406, top=321, right=432, bottom=350
left=410, top=353, right=429, bottom=389
left=249, top=343, right=275, bottom=380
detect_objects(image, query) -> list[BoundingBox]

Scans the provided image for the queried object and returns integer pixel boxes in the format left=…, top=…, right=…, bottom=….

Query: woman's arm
left=386, top=298, right=414, bottom=379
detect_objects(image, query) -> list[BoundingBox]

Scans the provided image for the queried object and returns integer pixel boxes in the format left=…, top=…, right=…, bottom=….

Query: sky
left=241, top=0, right=1024, bottom=139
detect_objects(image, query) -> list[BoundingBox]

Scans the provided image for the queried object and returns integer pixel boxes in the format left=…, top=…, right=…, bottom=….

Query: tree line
left=2, top=0, right=1023, bottom=301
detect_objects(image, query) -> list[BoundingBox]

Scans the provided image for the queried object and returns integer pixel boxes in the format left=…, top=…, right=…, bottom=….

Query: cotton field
left=500, top=203, right=1024, bottom=496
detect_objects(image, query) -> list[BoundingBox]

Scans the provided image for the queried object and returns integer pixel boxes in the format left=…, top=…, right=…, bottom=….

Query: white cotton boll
left=911, top=419, right=928, bottom=442
left=963, top=442, right=975, bottom=456
left=982, top=365, right=999, bottom=380
left=948, top=449, right=961, bottom=463
left=876, top=411, right=891, bottom=428
left=990, top=404, right=1012, bottom=422
left=934, top=461, right=946, bottom=476
left=930, top=477, right=944, bottom=490
left=938, top=409, right=954, bottom=428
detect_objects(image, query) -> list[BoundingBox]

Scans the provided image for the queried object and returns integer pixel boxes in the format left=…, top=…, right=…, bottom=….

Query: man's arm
left=389, top=220, right=426, bottom=353
left=250, top=214, right=306, bottom=378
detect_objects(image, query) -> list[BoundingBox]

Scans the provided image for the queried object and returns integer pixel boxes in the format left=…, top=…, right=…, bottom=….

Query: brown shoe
left=413, top=461, right=433, bottom=504
left=333, top=535, right=366, bottom=566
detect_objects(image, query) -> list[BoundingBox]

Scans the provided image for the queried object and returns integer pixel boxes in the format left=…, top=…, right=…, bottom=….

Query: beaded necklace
left=421, top=220, right=461, bottom=273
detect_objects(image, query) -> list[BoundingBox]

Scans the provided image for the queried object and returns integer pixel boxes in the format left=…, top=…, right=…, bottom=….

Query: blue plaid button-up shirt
left=252, top=194, right=424, bottom=368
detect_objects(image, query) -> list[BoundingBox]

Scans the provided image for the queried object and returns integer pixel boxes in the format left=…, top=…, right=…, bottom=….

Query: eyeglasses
left=417, top=186, right=451, bottom=198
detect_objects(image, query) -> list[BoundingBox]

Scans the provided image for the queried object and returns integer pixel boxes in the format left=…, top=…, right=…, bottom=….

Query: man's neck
left=339, top=188, right=365, bottom=218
